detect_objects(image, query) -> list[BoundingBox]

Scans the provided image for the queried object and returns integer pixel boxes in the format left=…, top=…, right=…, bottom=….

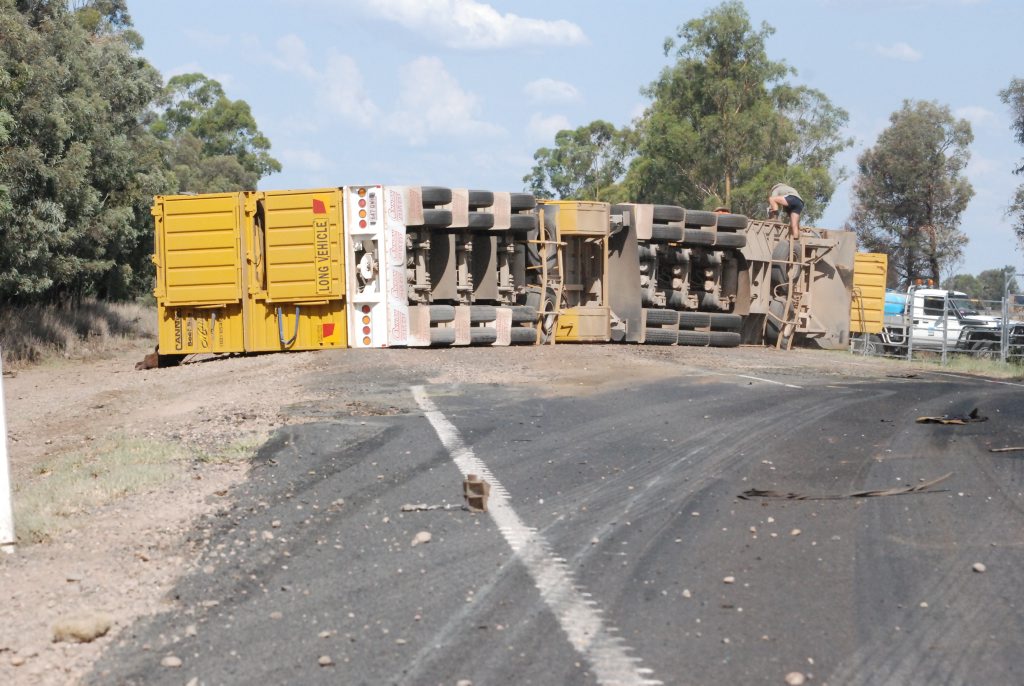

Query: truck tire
left=510, top=193, right=537, bottom=211
left=421, top=187, right=452, bottom=206
left=716, top=213, right=748, bottom=230
left=684, top=210, right=716, bottom=227
left=677, top=330, right=711, bottom=346
left=470, top=305, right=497, bottom=322
left=644, top=327, right=677, bottom=345
left=468, top=190, right=494, bottom=209
left=510, top=326, right=538, bottom=344
left=470, top=327, right=498, bottom=345
left=708, top=331, right=741, bottom=347
left=466, top=212, right=495, bottom=229
left=430, top=328, right=456, bottom=346
left=429, top=305, right=456, bottom=323
left=765, top=297, right=793, bottom=347
left=414, top=209, right=452, bottom=228
left=645, top=309, right=679, bottom=326
left=511, top=306, right=537, bottom=323
left=651, top=225, right=684, bottom=242
left=681, top=229, right=715, bottom=246
left=653, top=205, right=685, bottom=222
left=709, top=313, right=742, bottom=330
left=510, top=214, right=537, bottom=231
left=715, top=232, right=747, bottom=248
left=678, top=311, right=711, bottom=328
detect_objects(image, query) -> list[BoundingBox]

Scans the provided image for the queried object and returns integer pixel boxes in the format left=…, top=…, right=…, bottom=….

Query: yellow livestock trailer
left=152, top=189, right=347, bottom=364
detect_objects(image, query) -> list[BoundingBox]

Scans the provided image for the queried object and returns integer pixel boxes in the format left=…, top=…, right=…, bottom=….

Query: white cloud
left=360, top=0, right=586, bottom=49
left=322, top=51, right=379, bottom=128
left=955, top=106, right=995, bottom=128
left=527, top=113, right=570, bottom=143
left=279, top=147, right=331, bottom=173
left=262, top=35, right=378, bottom=128
left=874, top=42, right=922, bottom=61
left=524, top=78, right=580, bottom=103
left=385, top=57, right=504, bottom=145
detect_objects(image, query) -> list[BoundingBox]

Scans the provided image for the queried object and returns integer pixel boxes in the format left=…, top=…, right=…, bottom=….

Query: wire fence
left=850, top=290, right=1024, bottom=366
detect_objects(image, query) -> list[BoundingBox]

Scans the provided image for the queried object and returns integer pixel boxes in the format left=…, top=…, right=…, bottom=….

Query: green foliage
left=523, top=120, right=634, bottom=201
left=152, top=73, right=281, bottom=192
left=0, top=0, right=174, bottom=302
left=999, top=78, right=1024, bottom=244
left=946, top=267, right=1019, bottom=301
left=0, top=2, right=280, bottom=305
left=851, top=100, right=974, bottom=287
left=625, top=0, right=850, bottom=219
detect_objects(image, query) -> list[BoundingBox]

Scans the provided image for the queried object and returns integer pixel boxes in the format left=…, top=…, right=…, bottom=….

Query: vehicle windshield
left=950, top=297, right=980, bottom=317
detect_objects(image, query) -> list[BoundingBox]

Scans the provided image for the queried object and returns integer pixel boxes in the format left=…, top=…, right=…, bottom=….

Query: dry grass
left=12, top=434, right=262, bottom=544
left=0, top=299, right=156, bottom=368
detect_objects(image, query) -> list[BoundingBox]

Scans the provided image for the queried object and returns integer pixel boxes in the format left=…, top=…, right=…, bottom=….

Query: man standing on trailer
left=767, top=183, right=804, bottom=239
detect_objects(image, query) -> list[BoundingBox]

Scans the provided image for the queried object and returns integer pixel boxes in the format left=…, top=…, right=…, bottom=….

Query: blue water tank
left=884, top=291, right=907, bottom=316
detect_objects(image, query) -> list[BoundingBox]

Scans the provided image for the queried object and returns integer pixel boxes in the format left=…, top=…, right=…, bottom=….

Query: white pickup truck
left=880, top=286, right=1001, bottom=352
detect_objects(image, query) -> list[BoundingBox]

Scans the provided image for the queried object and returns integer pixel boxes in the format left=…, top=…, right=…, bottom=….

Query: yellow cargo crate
left=153, top=193, right=247, bottom=356
left=851, top=252, right=887, bottom=334
left=245, top=188, right=347, bottom=352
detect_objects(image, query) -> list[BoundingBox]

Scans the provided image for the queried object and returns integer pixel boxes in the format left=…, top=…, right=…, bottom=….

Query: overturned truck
left=148, top=186, right=856, bottom=365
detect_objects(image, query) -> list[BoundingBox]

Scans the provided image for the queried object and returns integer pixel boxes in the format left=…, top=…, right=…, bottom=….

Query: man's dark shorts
left=785, top=195, right=805, bottom=215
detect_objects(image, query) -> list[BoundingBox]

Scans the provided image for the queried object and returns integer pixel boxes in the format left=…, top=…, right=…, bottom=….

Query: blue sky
left=131, top=0, right=1024, bottom=277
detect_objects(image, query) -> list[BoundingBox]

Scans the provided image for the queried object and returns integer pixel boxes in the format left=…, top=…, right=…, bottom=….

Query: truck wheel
left=683, top=210, right=716, bottom=227
left=468, top=190, right=494, bottom=209
left=677, top=330, right=711, bottom=346
left=678, top=312, right=711, bottom=328
left=511, top=193, right=537, bottom=211
left=415, top=209, right=452, bottom=227
left=466, top=212, right=495, bottom=229
left=470, top=327, right=498, bottom=345
left=421, top=187, right=453, bottom=206
left=709, top=313, right=742, bottom=331
left=510, top=326, right=538, bottom=344
left=429, top=305, right=456, bottom=323
left=651, top=225, right=684, bottom=242
left=652, top=205, right=685, bottom=222
left=510, top=214, right=537, bottom=231
left=715, top=232, right=746, bottom=248
left=470, top=305, right=497, bottom=322
left=716, top=213, right=748, bottom=231
left=681, top=229, right=715, bottom=246
left=644, top=328, right=677, bottom=345
left=645, top=309, right=679, bottom=326
left=430, top=328, right=456, bottom=346
left=511, top=306, right=537, bottom=323
left=708, top=331, right=741, bottom=347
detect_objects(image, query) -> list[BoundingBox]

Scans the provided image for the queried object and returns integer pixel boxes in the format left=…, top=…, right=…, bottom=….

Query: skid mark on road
left=412, top=385, right=662, bottom=686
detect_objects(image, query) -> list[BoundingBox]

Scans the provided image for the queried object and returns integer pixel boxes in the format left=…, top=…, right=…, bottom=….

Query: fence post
left=1003, top=271, right=1011, bottom=363
left=0, top=347, right=15, bottom=554
left=941, top=293, right=949, bottom=366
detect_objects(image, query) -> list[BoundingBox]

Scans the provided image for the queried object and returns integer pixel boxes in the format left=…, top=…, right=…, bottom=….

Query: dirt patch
left=0, top=339, right=943, bottom=683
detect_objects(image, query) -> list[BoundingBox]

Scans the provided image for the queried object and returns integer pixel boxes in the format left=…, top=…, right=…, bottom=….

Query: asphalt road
left=90, top=359, right=1024, bottom=685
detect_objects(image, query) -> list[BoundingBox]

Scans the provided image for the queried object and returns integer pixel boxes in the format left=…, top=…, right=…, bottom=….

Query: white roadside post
left=0, top=347, right=15, bottom=554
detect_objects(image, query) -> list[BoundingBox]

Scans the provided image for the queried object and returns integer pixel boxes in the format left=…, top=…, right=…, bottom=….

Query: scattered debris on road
left=989, top=446, right=1024, bottom=453
left=410, top=531, right=433, bottom=547
left=972, top=562, right=987, bottom=573
left=400, top=503, right=464, bottom=512
left=160, top=655, right=182, bottom=668
left=463, top=474, right=491, bottom=512
left=916, top=408, right=987, bottom=424
left=739, top=472, right=952, bottom=501
left=785, top=672, right=807, bottom=685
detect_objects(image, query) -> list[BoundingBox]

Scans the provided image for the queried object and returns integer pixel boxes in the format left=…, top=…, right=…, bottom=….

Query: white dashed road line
left=706, top=371, right=803, bottom=389
left=411, top=385, right=662, bottom=686
left=925, top=371, right=1024, bottom=388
